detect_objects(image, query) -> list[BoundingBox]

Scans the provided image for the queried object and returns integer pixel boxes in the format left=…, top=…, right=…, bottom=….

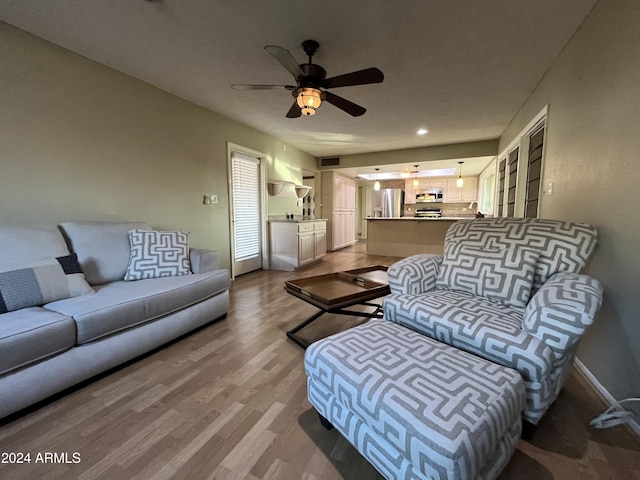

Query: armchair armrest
left=189, top=248, right=220, bottom=274
left=387, top=254, right=443, bottom=295
left=523, top=272, right=603, bottom=358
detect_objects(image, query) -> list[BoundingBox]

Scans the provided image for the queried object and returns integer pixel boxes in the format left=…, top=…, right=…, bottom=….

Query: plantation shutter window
left=231, top=153, right=261, bottom=262
left=524, top=126, right=545, bottom=218
left=506, top=148, right=519, bottom=217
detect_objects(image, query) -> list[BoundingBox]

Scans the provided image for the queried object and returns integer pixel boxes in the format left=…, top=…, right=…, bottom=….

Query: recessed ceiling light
left=416, top=128, right=428, bottom=135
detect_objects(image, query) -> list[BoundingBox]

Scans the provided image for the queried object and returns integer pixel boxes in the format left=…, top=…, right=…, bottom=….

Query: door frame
left=227, top=142, right=269, bottom=280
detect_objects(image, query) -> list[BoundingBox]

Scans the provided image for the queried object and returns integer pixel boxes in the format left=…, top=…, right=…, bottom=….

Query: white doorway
left=227, top=143, right=268, bottom=279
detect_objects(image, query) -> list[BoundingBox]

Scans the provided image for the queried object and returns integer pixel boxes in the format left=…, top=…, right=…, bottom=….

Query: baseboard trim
left=574, top=358, right=640, bottom=438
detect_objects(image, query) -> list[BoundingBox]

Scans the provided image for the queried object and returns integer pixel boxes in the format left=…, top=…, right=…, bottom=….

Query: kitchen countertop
left=268, top=218, right=328, bottom=223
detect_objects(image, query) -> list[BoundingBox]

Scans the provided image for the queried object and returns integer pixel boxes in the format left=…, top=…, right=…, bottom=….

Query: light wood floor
left=1, top=242, right=639, bottom=479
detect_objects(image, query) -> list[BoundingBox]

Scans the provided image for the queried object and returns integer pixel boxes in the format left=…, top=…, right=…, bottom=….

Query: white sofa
left=382, top=218, right=603, bottom=426
left=0, top=221, right=230, bottom=419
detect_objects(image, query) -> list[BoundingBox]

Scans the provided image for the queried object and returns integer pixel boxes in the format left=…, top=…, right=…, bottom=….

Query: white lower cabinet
left=314, top=229, right=326, bottom=259
left=269, top=220, right=327, bottom=271
left=298, top=231, right=316, bottom=266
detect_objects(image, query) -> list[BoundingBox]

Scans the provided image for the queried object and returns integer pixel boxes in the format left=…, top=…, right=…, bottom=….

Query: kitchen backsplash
left=375, top=179, right=406, bottom=190
left=405, top=203, right=479, bottom=218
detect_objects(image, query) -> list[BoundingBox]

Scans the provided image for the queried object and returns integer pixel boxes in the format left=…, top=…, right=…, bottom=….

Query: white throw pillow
left=124, top=229, right=191, bottom=281
left=436, top=244, right=539, bottom=308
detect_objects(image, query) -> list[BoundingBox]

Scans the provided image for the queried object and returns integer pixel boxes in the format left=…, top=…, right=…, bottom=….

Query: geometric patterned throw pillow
left=436, top=245, right=539, bottom=309
left=124, top=229, right=191, bottom=281
left=0, top=253, right=94, bottom=313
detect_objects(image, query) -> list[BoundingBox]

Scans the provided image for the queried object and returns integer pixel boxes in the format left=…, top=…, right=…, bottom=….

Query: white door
left=230, top=151, right=262, bottom=276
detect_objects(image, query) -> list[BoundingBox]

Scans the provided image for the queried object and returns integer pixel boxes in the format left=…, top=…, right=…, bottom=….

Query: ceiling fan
left=231, top=40, right=384, bottom=118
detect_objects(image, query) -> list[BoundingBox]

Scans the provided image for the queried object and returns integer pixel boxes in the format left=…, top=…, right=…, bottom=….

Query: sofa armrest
left=189, top=248, right=220, bottom=274
left=523, top=272, right=603, bottom=358
left=387, top=254, right=443, bottom=295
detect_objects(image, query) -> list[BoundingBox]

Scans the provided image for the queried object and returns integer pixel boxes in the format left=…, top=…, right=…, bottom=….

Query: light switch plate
left=203, top=194, right=218, bottom=205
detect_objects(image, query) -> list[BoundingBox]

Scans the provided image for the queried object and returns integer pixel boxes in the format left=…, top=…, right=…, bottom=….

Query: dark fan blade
left=264, top=45, right=306, bottom=80
left=231, top=84, right=295, bottom=91
left=323, top=67, right=384, bottom=89
left=286, top=102, right=302, bottom=118
left=323, top=91, right=366, bottom=117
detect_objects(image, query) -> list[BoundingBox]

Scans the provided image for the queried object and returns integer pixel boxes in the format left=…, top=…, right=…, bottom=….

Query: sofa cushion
left=0, top=254, right=94, bottom=313
left=58, top=221, right=150, bottom=285
left=124, top=229, right=191, bottom=281
left=436, top=245, right=539, bottom=309
left=45, top=269, right=230, bottom=344
left=0, top=307, right=76, bottom=375
left=383, top=290, right=555, bottom=381
left=0, top=224, right=70, bottom=271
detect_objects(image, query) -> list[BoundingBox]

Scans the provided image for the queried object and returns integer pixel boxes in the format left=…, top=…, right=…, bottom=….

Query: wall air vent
left=320, top=157, right=340, bottom=167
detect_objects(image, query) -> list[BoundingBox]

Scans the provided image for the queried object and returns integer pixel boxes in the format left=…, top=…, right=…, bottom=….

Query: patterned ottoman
left=304, top=319, right=525, bottom=480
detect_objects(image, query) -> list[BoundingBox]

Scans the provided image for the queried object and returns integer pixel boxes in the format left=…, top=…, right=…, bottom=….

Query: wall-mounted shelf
left=268, top=181, right=311, bottom=199
left=295, top=185, right=311, bottom=198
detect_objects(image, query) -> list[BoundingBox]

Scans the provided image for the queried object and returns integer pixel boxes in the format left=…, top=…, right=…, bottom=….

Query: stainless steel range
left=414, top=207, right=442, bottom=218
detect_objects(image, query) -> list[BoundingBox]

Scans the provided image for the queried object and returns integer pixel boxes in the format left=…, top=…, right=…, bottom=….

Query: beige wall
left=499, top=0, right=640, bottom=399
left=0, top=22, right=316, bottom=271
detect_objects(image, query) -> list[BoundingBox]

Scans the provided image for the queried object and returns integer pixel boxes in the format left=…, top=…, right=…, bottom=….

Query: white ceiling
left=0, top=0, right=597, bottom=177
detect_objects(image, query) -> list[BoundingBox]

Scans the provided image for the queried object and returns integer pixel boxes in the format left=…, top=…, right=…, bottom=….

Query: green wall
left=0, top=22, right=316, bottom=271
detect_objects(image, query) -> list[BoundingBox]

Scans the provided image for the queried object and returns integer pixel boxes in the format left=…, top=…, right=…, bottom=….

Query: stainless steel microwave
left=416, top=189, right=443, bottom=203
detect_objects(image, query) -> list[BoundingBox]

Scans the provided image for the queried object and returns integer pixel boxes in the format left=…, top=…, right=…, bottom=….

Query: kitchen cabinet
left=313, top=221, right=327, bottom=259
left=405, top=178, right=447, bottom=204
left=321, top=172, right=356, bottom=250
left=298, top=228, right=315, bottom=267
left=445, top=177, right=478, bottom=203
left=405, top=179, right=416, bottom=205
left=269, top=220, right=327, bottom=271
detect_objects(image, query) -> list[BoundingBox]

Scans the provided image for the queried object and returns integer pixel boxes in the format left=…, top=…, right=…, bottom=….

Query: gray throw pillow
left=0, top=254, right=94, bottom=313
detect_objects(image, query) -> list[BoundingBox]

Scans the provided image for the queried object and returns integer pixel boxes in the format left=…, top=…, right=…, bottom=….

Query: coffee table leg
left=337, top=302, right=383, bottom=318
left=286, top=310, right=326, bottom=349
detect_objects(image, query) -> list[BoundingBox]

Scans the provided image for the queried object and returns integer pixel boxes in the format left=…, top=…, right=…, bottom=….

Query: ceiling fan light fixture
left=296, top=88, right=323, bottom=116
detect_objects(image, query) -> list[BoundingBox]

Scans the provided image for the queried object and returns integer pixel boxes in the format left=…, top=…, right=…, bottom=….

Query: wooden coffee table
left=284, top=265, right=390, bottom=348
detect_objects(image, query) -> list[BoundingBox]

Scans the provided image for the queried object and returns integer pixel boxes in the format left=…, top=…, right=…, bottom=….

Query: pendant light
left=456, top=161, right=464, bottom=188
left=412, top=165, right=420, bottom=188
left=374, top=168, right=381, bottom=191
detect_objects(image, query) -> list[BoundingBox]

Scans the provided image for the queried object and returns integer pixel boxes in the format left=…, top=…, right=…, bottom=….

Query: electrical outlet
left=547, top=182, right=553, bottom=196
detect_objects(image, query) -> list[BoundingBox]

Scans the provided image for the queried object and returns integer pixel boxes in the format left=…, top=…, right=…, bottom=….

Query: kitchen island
left=366, top=217, right=469, bottom=257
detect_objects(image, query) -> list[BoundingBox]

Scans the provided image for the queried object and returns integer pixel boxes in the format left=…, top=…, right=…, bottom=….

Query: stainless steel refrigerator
left=370, top=188, right=404, bottom=217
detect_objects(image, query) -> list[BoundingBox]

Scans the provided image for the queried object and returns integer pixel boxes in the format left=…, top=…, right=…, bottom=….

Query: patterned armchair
left=383, top=218, right=603, bottom=425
